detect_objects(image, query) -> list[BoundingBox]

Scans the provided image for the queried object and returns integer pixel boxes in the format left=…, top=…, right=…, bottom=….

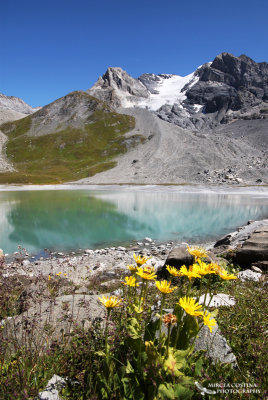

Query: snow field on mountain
left=138, top=73, right=198, bottom=111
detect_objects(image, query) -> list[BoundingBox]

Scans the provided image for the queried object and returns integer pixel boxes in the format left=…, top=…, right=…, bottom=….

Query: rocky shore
left=2, top=218, right=268, bottom=285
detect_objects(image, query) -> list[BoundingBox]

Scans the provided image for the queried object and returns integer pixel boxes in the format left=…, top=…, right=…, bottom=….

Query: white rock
left=238, top=269, right=262, bottom=282
left=38, top=374, right=66, bottom=400
left=85, top=249, right=94, bottom=255
left=112, top=288, right=123, bottom=297
left=22, top=259, right=30, bottom=266
left=118, top=246, right=126, bottom=251
left=144, top=237, right=153, bottom=242
left=198, top=293, right=236, bottom=307
left=251, top=266, right=262, bottom=273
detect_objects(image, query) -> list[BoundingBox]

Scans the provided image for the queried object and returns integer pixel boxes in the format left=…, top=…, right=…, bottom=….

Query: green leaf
left=158, top=383, right=176, bottom=399
left=126, top=360, right=134, bottom=374
left=194, top=357, right=203, bottom=377
left=95, top=350, right=106, bottom=357
left=173, top=383, right=194, bottom=399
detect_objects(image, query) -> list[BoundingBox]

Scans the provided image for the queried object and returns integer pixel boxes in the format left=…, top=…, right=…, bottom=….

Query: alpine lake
left=0, top=185, right=268, bottom=256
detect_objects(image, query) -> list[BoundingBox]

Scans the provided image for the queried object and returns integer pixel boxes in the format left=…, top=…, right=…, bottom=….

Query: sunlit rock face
left=87, top=53, right=268, bottom=131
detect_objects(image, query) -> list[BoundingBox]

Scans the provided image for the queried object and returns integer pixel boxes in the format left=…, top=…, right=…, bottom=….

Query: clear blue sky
left=1, top=0, right=268, bottom=107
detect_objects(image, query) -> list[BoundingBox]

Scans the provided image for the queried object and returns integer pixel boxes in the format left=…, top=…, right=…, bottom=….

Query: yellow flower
left=218, top=269, right=238, bottom=280
left=56, top=272, right=62, bottom=276
left=178, top=296, right=203, bottom=317
left=98, top=295, right=122, bottom=309
left=179, top=265, right=201, bottom=280
left=202, top=311, right=217, bottom=332
left=133, top=253, right=149, bottom=267
left=136, top=266, right=157, bottom=281
left=155, top=280, right=177, bottom=294
left=143, top=265, right=155, bottom=274
left=209, top=262, right=223, bottom=274
left=187, top=245, right=208, bottom=259
left=121, top=276, right=140, bottom=287
left=195, top=259, right=216, bottom=276
left=48, top=275, right=51, bottom=281
left=163, top=313, right=177, bottom=326
left=166, top=265, right=181, bottom=277
left=127, top=264, right=138, bottom=273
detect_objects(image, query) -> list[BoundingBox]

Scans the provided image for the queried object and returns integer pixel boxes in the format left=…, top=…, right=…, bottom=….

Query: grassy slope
left=0, top=106, right=137, bottom=184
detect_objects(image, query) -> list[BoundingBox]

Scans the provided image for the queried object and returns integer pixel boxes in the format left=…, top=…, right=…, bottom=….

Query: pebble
left=144, top=237, right=153, bottom=242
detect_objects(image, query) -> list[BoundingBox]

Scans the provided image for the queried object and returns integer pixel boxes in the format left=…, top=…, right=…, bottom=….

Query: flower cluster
left=178, top=296, right=216, bottom=332
left=97, top=246, right=238, bottom=369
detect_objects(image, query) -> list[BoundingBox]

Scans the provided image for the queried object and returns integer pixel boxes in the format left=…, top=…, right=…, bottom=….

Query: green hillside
left=0, top=94, right=138, bottom=184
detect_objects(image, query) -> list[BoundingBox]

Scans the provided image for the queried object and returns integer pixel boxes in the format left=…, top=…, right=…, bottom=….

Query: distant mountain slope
left=75, top=107, right=268, bottom=185
left=0, top=93, right=39, bottom=114
left=87, top=53, right=268, bottom=130
left=0, top=91, right=137, bottom=183
left=0, top=52, right=267, bottom=185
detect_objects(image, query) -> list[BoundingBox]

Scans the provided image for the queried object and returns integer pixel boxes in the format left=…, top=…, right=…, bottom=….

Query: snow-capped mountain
left=87, top=53, right=268, bottom=130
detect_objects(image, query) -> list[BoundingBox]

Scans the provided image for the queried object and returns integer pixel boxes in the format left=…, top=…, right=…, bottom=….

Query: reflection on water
left=0, top=189, right=267, bottom=254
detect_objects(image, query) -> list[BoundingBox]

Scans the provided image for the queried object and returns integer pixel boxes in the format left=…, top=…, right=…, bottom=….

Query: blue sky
left=1, top=0, right=268, bottom=107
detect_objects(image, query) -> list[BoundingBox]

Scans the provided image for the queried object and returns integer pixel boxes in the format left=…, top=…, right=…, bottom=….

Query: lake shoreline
left=0, top=183, right=268, bottom=195
left=2, top=217, right=268, bottom=286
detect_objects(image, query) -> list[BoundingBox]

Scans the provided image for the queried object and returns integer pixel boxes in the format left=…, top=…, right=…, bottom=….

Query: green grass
left=0, top=109, right=137, bottom=184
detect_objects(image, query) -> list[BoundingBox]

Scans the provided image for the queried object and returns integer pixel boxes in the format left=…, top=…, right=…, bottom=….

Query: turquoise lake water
left=0, top=187, right=268, bottom=255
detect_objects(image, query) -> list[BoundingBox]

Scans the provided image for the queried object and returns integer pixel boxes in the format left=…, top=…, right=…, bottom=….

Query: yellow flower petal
left=98, top=295, right=122, bottom=309
left=121, top=276, right=140, bottom=287
left=203, top=311, right=217, bottom=332
left=180, top=265, right=201, bottom=280
left=166, top=265, right=181, bottom=277
left=133, top=253, right=150, bottom=267
left=136, top=266, right=157, bottom=281
left=187, top=245, right=208, bottom=259
left=178, top=296, right=203, bottom=316
left=218, top=269, right=238, bottom=280
left=155, top=280, right=177, bottom=294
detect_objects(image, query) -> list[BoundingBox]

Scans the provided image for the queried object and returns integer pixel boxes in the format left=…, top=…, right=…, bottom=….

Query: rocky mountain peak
left=87, top=67, right=149, bottom=108
left=86, top=52, right=268, bottom=131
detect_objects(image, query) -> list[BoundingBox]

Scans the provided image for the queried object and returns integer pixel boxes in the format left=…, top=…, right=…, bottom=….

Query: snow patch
left=137, top=72, right=198, bottom=111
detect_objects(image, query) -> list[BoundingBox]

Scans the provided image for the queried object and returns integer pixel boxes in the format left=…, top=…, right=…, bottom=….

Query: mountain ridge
left=87, top=52, right=268, bottom=130
left=0, top=52, right=267, bottom=185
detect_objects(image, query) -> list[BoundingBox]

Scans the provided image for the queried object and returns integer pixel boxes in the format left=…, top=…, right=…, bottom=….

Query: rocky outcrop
left=87, top=53, right=268, bottom=132
left=158, top=53, right=268, bottom=130
left=213, top=219, right=268, bottom=270
left=186, top=53, right=268, bottom=112
left=195, top=324, right=237, bottom=366
left=159, top=246, right=194, bottom=278
left=3, top=294, right=105, bottom=346
left=87, top=67, right=149, bottom=108
left=235, top=225, right=268, bottom=269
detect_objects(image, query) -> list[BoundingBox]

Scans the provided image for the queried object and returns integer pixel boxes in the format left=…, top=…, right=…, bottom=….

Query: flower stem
left=203, top=274, right=212, bottom=309
left=105, top=309, right=111, bottom=357
left=159, top=294, right=166, bottom=342
left=166, top=324, right=171, bottom=358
